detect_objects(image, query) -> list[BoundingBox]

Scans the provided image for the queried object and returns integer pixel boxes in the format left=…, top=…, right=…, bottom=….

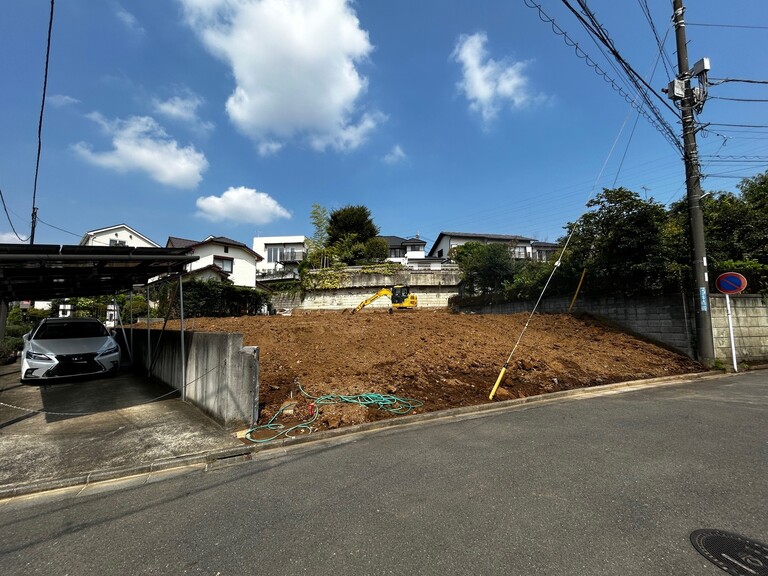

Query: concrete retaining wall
left=476, top=294, right=696, bottom=358
left=133, top=329, right=259, bottom=428
left=468, top=293, right=768, bottom=365
left=711, top=294, right=768, bottom=366
left=280, top=269, right=462, bottom=311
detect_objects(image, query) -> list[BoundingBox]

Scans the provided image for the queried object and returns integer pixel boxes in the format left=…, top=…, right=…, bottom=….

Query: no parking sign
left=715, top=272, right=747, bottom=372
left=715, top=272, right=747, bottom=295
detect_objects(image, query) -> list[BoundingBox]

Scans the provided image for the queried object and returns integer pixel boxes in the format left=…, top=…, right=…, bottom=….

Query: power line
left=563, top=0, right=681, bottom=117
left=707, top=122, right=768, bottom=129
left=710, top=96, right=768, bottom=103
left=35, top=216, right=82, bottom=239
left=687, top=22, right=768, bottom=31
left=709, top=77, right=768, bottom=86
left=522, top=0, right=683, bottom=153
left=0, top=188, right=31, bottom=243
left=30, top=0, right=56, bottom=245
left=636, top=0, right=675, bottom=80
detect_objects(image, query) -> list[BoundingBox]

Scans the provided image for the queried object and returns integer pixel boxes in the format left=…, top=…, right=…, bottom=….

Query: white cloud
left=73, top=113, right=209, bottom=188
left=452, top=32, right=543, bottom=122
left=196, top=186, right=291, bottom=224
left=47, top=94, right=80, bottom=108
left=153, top=93, right=214, bottom=134
left=179, top=0, right=381, bottom=152
left=0, top=232, right=25, bottom=243
left=115, top=5, right=145, bottom=35
left=383, top=144, right=407, bottom=164
left=258, top=141, right=283, bottom=157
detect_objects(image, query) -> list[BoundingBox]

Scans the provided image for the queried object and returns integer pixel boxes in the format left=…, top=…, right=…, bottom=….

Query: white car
left=21, top=317, right=121, bottom=383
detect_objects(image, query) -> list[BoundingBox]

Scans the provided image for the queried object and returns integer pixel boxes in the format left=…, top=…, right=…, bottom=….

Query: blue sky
left=2, top=1, right=767, bottom=252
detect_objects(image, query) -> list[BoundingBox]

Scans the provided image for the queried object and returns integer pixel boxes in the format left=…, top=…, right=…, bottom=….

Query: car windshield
left=33, top=321, right=108, bottom=340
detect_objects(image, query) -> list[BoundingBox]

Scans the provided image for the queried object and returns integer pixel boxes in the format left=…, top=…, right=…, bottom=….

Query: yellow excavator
left=352, top=285, right=418, bottom=313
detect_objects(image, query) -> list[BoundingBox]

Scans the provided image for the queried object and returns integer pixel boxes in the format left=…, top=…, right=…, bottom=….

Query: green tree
left=306, top=204, right=332, bottom=268
left=327, top=205, right=379, bottom=248
left=562, top=188, right=673, bottom=296
left=363, top=236, right=389, bottom=262
left=452, top=241, right=518, bottom=295
left=667, top=171, right=768, bottom=293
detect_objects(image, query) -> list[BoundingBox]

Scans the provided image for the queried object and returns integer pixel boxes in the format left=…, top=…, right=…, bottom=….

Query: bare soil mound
left=178, top=309, right=701, bottom=432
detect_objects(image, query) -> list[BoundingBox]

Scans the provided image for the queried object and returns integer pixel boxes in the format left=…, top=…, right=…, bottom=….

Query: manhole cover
left=691, top=529, right=768, bottom=575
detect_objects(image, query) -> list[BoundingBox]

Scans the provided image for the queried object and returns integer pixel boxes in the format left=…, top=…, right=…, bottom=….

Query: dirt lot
left=179, top=309, right=701, bottom=433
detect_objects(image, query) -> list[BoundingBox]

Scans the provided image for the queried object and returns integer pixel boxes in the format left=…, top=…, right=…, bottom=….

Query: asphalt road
left=1, top=371, right=766, bottom=575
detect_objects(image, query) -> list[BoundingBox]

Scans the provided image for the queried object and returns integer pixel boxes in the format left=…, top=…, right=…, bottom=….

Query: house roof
left=427, top=231, right=536, bottom=257
left=379, top=235, right=427, bottom=248
left=180, top=263, right=231, bottom=281
left=166, top=236, right=197, bottom=249
left=166, top=235, right=263, bottom=260
left=79, top=224, right=160, bottom=247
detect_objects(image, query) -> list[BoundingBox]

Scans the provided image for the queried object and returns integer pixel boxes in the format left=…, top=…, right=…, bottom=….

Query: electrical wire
left=563, top=0, right=681, bottom=117
left=710, top=96, right=768, bottom=103
left=30, top=0, right=56, bottom=244
left=522, top=0, right=683, bottom=153
left=636, top=0, right=675, bottom=80
left=687, top=22, right=768, bottom=31
left=709, top=78, right=768, bottom=86
left=0, top=188, right=31, bottom=242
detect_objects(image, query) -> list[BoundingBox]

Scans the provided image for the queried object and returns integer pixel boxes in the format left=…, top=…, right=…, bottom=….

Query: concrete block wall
left=711, top=294, right=768, bottom=365
left=133, top=330, right=259, bottom=428
left=478, top=294, right=696, bottom=358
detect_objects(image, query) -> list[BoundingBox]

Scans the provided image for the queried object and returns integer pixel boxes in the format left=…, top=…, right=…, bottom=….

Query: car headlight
left=99, top=344, right=120, bottom=356
left=26, top=350, right=53, bottom=362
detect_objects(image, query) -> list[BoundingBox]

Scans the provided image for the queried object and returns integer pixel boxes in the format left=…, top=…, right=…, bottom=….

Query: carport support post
left=0, top=300, right=8, bottom=340
left=179, top=276, right=186, bottom=402
left=146, top=284, right=151, bottom=375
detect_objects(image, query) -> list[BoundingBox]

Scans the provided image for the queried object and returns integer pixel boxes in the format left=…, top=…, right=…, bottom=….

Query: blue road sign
left=715, top=272, right=748, bottom=295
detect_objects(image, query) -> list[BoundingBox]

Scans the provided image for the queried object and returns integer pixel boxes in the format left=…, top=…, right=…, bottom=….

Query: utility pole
left=671, top=0, right=715, bottom=366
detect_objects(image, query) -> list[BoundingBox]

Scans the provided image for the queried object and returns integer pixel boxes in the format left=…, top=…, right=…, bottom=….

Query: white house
left=428, top=232, right=558, bottom=262
left=79, top=224, right=160, bottom=248
left=34, top=224, right=161, bottom=314
left=252, top=235, right=307, bottom=275
left=167, top=236, right=262, bottom=287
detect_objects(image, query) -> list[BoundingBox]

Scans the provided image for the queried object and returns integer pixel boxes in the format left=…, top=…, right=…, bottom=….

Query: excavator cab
left=390, top=285, right=417, bottom=311
left=390, top=285, right=410, bottom=305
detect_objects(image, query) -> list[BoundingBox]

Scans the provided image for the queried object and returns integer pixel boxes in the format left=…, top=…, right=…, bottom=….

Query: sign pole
left=724, top=294, right=738, bottom=372
left=715, top=272, right=747, bottom=372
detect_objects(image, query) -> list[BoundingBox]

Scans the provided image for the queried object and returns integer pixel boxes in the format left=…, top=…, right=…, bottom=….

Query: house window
left=109, top=239, right=127, bottom=247
left=512, top=246, right=527, bottom=259
left=437, top=249, right=443, bottom=258
left=214, top=256, right=233, bottom=273
left=267, top=246, right=280, bottom=263
left=224, top=246, right=229, bottom=253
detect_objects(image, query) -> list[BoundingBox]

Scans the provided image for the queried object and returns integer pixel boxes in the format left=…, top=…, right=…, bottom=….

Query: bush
left=0, top=337, right=22, bottom=364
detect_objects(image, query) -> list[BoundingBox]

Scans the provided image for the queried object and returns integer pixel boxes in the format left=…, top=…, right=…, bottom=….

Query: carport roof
left=0, top=243, right=198, bottom=301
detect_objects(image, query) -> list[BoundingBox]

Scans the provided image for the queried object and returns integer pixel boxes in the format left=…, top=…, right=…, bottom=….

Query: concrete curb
left=0, top=369, right=756, bottom=500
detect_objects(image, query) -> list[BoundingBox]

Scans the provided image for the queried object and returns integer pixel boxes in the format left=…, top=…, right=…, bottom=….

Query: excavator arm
left=352, top=288, right=393, bottom=313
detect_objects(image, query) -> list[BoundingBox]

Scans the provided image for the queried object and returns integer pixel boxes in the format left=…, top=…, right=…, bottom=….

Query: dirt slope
left=178, top=309, right=701, bottom=432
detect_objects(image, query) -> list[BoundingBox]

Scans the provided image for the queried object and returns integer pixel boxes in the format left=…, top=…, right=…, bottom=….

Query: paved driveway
left=0, top=361, right=244, bottom=495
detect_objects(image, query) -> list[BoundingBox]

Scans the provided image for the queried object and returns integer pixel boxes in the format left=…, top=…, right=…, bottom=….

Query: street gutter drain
left=690, top=529, right=768, bottom=576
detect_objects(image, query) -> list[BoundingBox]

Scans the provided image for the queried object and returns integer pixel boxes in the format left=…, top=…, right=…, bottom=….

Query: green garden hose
left=244, top=384, right=423, bottom=443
